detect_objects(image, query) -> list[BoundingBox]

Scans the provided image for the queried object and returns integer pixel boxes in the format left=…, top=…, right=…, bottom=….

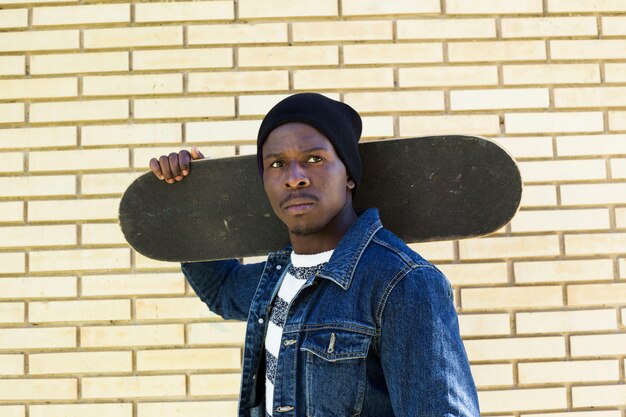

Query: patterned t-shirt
left=264, top=249, right=333, bottom=417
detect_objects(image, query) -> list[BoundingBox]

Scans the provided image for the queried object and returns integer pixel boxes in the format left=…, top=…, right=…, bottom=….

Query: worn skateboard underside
left=119, top=135, right=522, bottom=262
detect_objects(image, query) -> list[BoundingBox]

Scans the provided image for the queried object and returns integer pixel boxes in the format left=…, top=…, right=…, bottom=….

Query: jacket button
left=258, top=318, right=264, bottom=324
left=276, top=405, right=294, bottom=412
left=283, top=339, right=296, bottom=346
left=276, top=265, right=282, bottom=270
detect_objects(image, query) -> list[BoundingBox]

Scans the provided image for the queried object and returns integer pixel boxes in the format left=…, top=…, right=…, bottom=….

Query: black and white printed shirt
left=264, top=249, right=333, bottom=417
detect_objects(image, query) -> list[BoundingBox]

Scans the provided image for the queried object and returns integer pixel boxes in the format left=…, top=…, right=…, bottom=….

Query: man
left=150, top=93, right=479, bottom=417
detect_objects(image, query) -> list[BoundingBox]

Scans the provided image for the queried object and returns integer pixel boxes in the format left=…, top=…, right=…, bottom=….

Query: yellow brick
left=0, top=103, right=24, bottom=123
left=361, top=116, right=394, bottom=138
left=28, top=198, right=119, bottom=221
left=0, top=0, right=77, bottom=3
left=0, top=30, right=79, bottom=52
left=137, top=348, right=240, bottom=371
left=523, top=412, right=620, bottom=417
left=515, top=259, right=613, bottom=284
left=511, top=209, right=609, bottom=233
left=30, top=404, right=132, bottom=417
left=449, top=41, right=546, bottom=62
left=398, top=18, right=495, bottom=39
left=462, top=286, right=563, bottom=310
left=502, top=17, right=597, bottom=38
left=31, top=52, right=128, bottom=75
left=478, top=388, right=566, bottom=413
left=190, top=373, right=240, bottom=396
left=33, top=4, right=130, bottom=26
left=135, top=1, right=233, bottom=22
left=188, top=23, right=287, bottom=45
left=573, top=385, right=626, bottom=408
left=571, top=333, right=626, bottom=357
left=132, top=146, right=235, bottom=167
left=557, top=134, right=626, bottom=156
left=187, top=120, right=260, bottom=142
left=81, top=324, right=184, bottom=347
left=344, top=43, right=443, bottom=64
left=29, top=351, right=132, bottom=375
left=565, top=233, right=626, bottom=255
left=0, top=354, right=23, bottom=375
left=187, top=322, right=247, bottom=345
left=81, top=172, right=142, bottom=195
left=0, top=252, right=25, bottom=273
left=0, top=302, right=24, bottom=323
left=451, top=88, right=549, bottom=111
left=30, top=148, right=128, bottom=172
left=137, top=401, right=237, bottom=417
left=0, top=126, right=76, bottom=149
left=238, top=45, right=337, bottom=68
left=408, top=241, right=455, bottom=261
left=0, top=225, right=75, bottom=248
left=568, top=283, right=626, bottom=306
left=0, top=56, right=25, bottom=75
left=448, top=0, right=542, bottom=14
left=83, top=74, right=182, bottom=97
left=188, top=70, right=288, bottom=93
left=465, top=336, right=565, bottom=361
left=134, top=48, right=233, bottom=70
left=520, top=360, right=618, bottom=384
left=400, top=115, right=500, bottom=136
left=81, top=273, right=184, bottom=297
left=0, top=406, right=23, bottom=417
left=549, top=0, right=626, bottom=12
left=555, top=87, right=626, bottom=108
left=342, top=0, right=439, bottom=15
left=519, top=159, right=606, bottom=182
left=294, top=68, right=393, bottom=90
left=238, top=93, right=294, bottom=116
left=611, top=158, right=626, bottom=178
left=344, top=91, right=444, bottom=113
left=0, top=379, right=77, bottom=401
left=458, top=313, right=510, bottom=336
left=606, top=63, right=626, bottom=82
left=509, top=112, right=604, bottom=134
left=0, top=327, right=75, bottom=349
left=30, top=248, right=130, bottom=272
left=460, top=235, right=560, bottom=260
left=292, top=21, right=392, bottom=42
left=517, top=309, right=618, bottom=334
left=503, top=63, right=600, bottom=85
left=472, top=364, right=514, bottom=388
left=436, top=263, right=508, bottom=286
left=561, top=183, right=626, bottom=205
left=134, top=97, right=234, bottom=120
left=400, top=65, right=498, bottom=87
left=609, top=111, right=626, bottom=130
left=82, top=223, right=125, bottom=245
left=136, top=297, right=215, bottom=320
left=0, top=152, right=23, bottom=173
left=600, top=16, right=626, bottom=36
left=82, top=123, right=180, bottom=147
left=0, top=9, right=28, bottom=28
left=239, top=0, right=336, bottom=18
left=82, top=375, right=185, bottom=399
left=29, top=299, right=130, bottom=323
left=0, top=176, right=75, bottom=198
left=84, top=26, right=182, bottom=49
left=0, top=277, right=76, bottom=299
left=30, top=99, right=128, bottom=123
left=551, top=40, right=626, bottom=60
left=492, top=137, right=554, bottom=159
left=617, top=208, right=626, bottom=228
left=0, top=201, right=22, bottom=221
left=134, top=253, right=181, bottom=270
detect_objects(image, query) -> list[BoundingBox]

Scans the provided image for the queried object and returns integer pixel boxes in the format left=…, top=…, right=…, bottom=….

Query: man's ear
left=347, top=177, right=355, bottom=190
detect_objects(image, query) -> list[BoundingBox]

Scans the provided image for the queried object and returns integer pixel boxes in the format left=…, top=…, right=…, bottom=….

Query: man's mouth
left=281, top=194, right=318, bottom=214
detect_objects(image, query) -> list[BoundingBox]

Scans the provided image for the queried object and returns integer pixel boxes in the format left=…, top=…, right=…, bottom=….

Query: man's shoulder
left=366, top=226, right=432, bottom=268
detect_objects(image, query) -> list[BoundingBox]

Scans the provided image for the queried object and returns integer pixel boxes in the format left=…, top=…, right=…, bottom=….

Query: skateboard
left=119, top=135, right=522, bottom=262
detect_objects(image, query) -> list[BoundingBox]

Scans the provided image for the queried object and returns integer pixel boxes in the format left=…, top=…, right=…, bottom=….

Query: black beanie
left=256, top=93, right=363, bottom=190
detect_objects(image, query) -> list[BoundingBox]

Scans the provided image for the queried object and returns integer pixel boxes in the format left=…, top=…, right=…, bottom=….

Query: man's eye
left=270, top=161, right=284, bottom=168
left=307, top=156, right=322, bottom=163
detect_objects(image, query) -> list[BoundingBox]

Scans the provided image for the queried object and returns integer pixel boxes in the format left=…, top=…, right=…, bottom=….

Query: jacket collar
left=317, top=208, right=382, bottom=290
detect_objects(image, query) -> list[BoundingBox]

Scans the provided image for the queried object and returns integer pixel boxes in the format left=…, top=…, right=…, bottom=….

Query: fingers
left=191, top=146, right=205, bottom=160
left=159, top=155, right=174, bottom=183
left=149, top=148, right=203, bottom=184
left=178, top=150, right=191, bottom=177
left=149, top=157, right=164, bottom=180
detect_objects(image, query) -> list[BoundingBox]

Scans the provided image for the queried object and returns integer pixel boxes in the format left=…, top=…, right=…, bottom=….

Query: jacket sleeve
left=378, top=265, right=480, bottom=417
left=181, top=260, right=266, bottom=321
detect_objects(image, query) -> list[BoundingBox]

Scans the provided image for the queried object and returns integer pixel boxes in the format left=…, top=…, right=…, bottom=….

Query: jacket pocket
left=300, top=329, right=372, bottom=417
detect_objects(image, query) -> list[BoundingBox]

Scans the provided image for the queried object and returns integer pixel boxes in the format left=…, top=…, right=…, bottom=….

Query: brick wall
left=0, top=0, right=625, bottom=416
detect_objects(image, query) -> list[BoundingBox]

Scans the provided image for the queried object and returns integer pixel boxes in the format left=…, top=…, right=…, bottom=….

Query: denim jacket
left=182, top=208, right=479, bottom=417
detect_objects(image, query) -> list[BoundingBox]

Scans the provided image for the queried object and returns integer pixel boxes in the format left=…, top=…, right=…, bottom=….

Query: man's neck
left=289, top=206, right=358, bottom=255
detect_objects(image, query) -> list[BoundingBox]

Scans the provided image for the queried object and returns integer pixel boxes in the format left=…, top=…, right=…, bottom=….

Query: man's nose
left=284, top=163, right=310, bottom=189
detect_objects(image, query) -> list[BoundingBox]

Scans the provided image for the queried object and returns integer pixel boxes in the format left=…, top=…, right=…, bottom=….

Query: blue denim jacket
left=182, top=208, right=479, bottom=417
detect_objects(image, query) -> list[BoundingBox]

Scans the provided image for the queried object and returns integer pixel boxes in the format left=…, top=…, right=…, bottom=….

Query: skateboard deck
left=119, top=135, right=522, bottom=262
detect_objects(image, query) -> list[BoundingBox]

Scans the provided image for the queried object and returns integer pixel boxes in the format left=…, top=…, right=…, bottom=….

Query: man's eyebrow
left=263, top=146, right=330, bottom=160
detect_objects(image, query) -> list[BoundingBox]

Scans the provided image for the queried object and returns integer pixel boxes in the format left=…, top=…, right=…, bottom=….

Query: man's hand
left=149, top=146, right=205, bottom=184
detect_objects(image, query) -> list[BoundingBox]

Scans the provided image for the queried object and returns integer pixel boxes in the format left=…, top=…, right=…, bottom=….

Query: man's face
left=261, top=122, right=355, bottom=237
